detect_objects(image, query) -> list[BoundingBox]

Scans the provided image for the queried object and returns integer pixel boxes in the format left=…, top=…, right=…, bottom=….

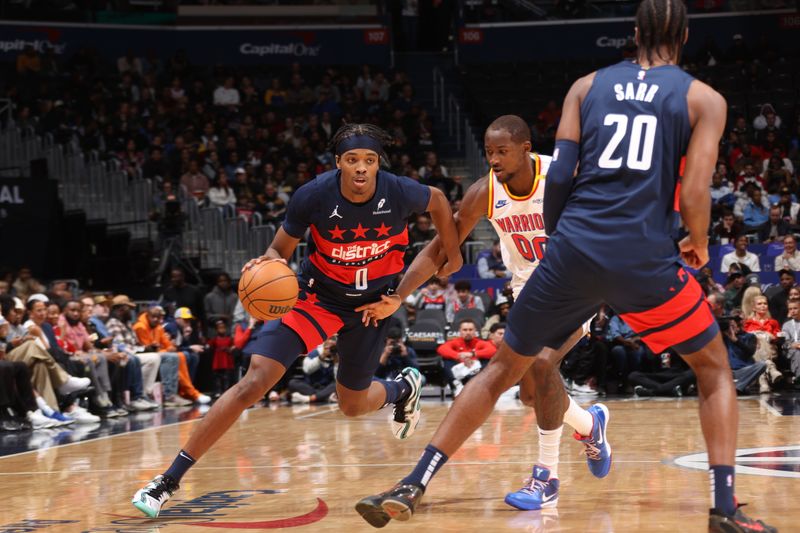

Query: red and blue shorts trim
left=619, top=269, right=718, bottom=354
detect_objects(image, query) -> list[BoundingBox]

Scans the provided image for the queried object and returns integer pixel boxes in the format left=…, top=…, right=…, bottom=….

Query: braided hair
left=635, top=0, right=688, bottom=65
left=327, top=123, right=394, bottom=167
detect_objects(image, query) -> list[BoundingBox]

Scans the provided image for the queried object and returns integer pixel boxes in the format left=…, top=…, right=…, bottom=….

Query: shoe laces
left=579, top=436, right=601, bottom=461
left=519, top=476, right=548, bottom=495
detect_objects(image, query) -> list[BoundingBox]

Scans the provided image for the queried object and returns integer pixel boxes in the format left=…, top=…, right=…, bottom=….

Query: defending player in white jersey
left=355, top=115, right=611, bottom=516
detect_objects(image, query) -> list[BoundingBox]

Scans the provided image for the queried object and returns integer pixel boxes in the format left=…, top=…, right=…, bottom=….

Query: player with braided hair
left=355, top=0, right=776, bottom=530
left=131, top=123, right=462, bottom=518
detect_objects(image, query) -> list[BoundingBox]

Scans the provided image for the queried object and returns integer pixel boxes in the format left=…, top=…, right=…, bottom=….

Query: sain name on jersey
left=614, top=81, right=659, bottom=103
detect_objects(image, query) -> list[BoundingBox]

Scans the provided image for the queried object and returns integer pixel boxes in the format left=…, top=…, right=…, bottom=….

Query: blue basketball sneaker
left=504, top=465, right=559, bottom=511
left=573, top=403, right=612, bottom=478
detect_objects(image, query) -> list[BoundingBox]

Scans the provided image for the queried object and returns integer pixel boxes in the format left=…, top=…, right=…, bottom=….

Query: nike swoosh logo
left=542, top=492, right=557, bottom=502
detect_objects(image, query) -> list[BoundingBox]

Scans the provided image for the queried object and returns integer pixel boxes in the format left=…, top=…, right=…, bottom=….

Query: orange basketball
left=238, top=260, right=299, bottom=321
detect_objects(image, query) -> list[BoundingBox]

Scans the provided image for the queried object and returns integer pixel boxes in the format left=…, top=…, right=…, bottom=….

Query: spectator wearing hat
left=133, top=304, right=210, bottom=405
left=764, top=269, right=796, bottom=324
left=757, top=205, right=791, bottom=243
left=88, top=295, right=113, bottom=342
left=775, top=187, right=799, bottom=221
left=775, top=235, right=800, bottom=272
left=720, top=235, right=761, bottom=274
left=482, top=294, right=511, bottom=338
left=165, top=306, right=204, bottom=385
left=105, top=296, right=161, bottom=411
left=445, top=280, right=485, bottom=324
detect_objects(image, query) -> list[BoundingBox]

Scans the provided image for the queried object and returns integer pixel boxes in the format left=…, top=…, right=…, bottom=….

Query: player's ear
left=334, top=155, right=341, bottom=169
left=634, top=26, right=640, bottom=47
left=683, top=28, right=689, bottom=45
left=522, top=141, right=532, bottom=153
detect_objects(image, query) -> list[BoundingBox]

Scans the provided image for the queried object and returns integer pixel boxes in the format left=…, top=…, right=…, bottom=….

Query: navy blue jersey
left=555, top=61, right=694, bottom=265
left=283, top=169, right=431, bottom=305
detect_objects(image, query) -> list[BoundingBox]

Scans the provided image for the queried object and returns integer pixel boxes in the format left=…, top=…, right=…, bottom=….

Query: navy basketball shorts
left=504, top=238, right=719, bottom=357
left=243, top=290, right=390, bottom=391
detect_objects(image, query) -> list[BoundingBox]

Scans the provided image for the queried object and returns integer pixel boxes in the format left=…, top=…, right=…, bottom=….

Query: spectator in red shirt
left=437, top=318, right=496, bottom=388
left=207, top=319, right=234, bottom=395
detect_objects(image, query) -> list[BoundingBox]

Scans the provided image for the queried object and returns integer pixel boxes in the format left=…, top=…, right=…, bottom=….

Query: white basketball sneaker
left=132, top=474, right=179, bottom=518
left=391, top=367, right=422, bottom=440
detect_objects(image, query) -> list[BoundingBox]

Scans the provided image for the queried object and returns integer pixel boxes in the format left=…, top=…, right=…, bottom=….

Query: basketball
left=238, top=260, right=299, bottom=321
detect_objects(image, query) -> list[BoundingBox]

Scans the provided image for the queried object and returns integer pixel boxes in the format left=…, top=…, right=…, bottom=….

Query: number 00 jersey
left=487, top=152, right=552, bottom=298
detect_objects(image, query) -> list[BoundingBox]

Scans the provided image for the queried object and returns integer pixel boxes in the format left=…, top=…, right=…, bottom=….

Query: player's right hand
left=355, top=294, right=403, bottom=327
left=678, top=236, right=709, bottom=269
left=241, top=256, right=287, bottom=273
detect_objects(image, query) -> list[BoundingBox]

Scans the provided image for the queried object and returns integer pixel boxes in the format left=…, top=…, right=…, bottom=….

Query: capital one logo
left=596, top=35, right=633, bottom=48
left=239, top=43, right=321, bottom=57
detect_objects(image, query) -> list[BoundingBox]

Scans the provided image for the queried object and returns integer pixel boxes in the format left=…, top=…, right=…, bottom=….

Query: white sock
left=562, top=396, right=594, bottom=437
left=36, top=396, right=55, bottom=416
left=538, top=425, right=563, bottom=479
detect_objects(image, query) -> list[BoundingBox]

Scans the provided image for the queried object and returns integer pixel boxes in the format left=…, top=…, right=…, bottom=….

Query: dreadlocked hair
left=328, top=123, right=395, bottom=167
left=635, top=0, right=688, bottom=65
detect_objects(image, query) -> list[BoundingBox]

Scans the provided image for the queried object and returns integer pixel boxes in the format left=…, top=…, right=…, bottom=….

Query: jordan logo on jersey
left=329, top=205, right=343, bottom=219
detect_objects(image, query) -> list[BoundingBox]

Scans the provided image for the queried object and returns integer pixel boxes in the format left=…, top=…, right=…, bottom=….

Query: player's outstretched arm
left=241, top=227, right=300, bottom=272
left=425, top=187, right=464, bottom=277
left=678, top=81, right=727, bottom=269
left=356, top=179, right=489, bottom=324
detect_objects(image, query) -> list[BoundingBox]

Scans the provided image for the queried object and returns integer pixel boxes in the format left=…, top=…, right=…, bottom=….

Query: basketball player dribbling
left=131, top=124, right=463, bottom=518
left=355, top=115, right=611, bottom=519
left=354, top=1, right=776, bottom=530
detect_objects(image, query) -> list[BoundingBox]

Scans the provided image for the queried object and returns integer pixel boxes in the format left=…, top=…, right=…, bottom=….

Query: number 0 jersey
left=555, top=60, right=694, bottom=269
left=282, top=169, right=431, bottom=307
left=487, top=152, right=552, bottom=298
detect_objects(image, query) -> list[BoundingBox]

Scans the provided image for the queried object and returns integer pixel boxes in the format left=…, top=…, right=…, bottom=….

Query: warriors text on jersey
left=282, top=169, right=430, bottom=306
left=554, top=60, right=693, bottom=273
left=487, top=152, right=552, bottom=298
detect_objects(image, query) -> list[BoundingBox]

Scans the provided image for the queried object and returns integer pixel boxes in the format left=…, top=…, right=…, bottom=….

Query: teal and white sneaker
left=391, top=367, right=422, bottom=440
left=132, top=474, right=179, bottom=518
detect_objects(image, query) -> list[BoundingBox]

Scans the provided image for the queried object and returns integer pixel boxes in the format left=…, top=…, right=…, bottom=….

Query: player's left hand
left=678, top=236, right=709, bottom=269
left=355, top=294, right=403, bottom=327
left=437, top=253, right=464, bottom=277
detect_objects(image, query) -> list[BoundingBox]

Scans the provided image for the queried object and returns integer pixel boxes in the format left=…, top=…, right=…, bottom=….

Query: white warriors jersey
left=487, top=152, right=551, bottom=299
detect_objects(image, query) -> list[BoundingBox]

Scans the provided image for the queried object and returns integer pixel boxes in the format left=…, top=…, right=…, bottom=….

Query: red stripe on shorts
left=281, top=297, right=344, bottom=352
left=620, top=271, right=715, bottom=353
left=637, top=301, right=715, bottom=353
left=620, top=269, right=699, bottom=332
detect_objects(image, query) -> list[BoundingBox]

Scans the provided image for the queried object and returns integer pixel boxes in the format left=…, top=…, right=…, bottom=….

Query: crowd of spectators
left=7, top=46, right=463, bottom=231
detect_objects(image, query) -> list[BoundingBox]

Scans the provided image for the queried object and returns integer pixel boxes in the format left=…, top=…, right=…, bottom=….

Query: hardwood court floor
left=1, top=395, right=798, bottom=532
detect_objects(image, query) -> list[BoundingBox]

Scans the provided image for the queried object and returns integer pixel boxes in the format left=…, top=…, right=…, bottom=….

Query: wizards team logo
left=670, top=445, right=800, bottom=478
